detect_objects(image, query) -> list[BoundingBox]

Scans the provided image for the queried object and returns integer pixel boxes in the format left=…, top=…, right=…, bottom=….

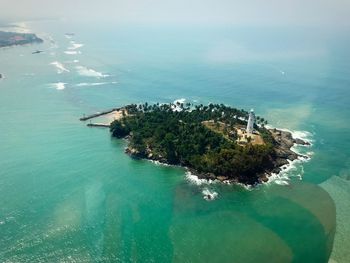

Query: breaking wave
left=75, top=66, right=109, bottom=78
left=266, top=125, right=314, bottom=145
left=75, top=82, right=117, bottom=87
left=267, top=154, right=311, bottom=186
left=202, top=188, right=218, bottom=201
left=64, top=50, right=81, bottom=55
left=185, top=171, right=217, bottom=185
left=172, top=98, right=187, bottom=112
left=50, top=61, right=69, bottom=74
left=50, top=82, right=66, bottom=90
left=68, top=41, right=84, bottom=50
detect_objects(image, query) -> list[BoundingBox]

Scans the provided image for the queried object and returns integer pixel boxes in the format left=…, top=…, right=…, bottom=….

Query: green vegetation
left=110, top=102, right=276, bottom=185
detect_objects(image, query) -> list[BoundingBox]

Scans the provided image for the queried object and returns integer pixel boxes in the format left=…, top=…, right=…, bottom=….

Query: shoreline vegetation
left=83, top=102, right=311, bottom=186
left=0, top=31, right=43, bottom=48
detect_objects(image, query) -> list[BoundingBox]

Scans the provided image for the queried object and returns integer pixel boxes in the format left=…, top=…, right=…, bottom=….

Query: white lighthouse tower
left=246, top=109, right=255, bottom=134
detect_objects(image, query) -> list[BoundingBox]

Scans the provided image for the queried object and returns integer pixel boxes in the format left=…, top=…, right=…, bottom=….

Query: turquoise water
left=0, top=21, right=349, bottom=262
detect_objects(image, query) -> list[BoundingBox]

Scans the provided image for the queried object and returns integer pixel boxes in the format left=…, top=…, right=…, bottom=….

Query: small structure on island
left=246, top=109, right=255, bottom=134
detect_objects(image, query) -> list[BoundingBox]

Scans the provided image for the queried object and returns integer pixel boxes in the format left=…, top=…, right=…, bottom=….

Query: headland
left=0, top=31, right=43, bottom=48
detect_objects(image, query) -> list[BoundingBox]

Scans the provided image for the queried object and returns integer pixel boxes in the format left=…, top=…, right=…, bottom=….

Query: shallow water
left=0, top=21, right=349, bottom=262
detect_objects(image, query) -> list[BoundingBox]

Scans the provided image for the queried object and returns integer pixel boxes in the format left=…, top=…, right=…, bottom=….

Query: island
left=84, top=102, right=309, bottom=186
left=0, top=31, right=43, bottom=48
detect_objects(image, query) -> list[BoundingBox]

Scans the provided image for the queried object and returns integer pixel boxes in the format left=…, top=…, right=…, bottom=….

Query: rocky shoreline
left=125, top=128, right=311, bottom=186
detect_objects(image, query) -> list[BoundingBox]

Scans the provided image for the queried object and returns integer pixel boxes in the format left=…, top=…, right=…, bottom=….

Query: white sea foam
left=75, top=66, right=109, bottom=78
left=64, top=50, right=81, bottom=55
left=76, top=82, right=109, bottom=87
left=306, top=151, right=314, bottom=156
left=267, top=154, right=311, bottom=186
left=149, top=160, right=171, bottom=166
left=265, top=124, right=314, bottom=182
left=172, top=98, right=186, bottom=112
left=50, top=61, right=70, bottom=74
left=236, top=182, right=254, bottom=190
left=68, top=41, right=84, bottom=50
left=266, top=125, right=314, bottom=145
left=174, top=98, right=186, bottom=104
left=50, top=82, right=66, bottom=90
left=76, top=81, right=117, bottom=87
left=202, top=188, right=218, bottom=201
left=185, top=171, right=217, bottom=185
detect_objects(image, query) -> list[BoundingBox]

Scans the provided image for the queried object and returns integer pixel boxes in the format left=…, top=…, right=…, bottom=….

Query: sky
left=1, top=0, right=350, bottom=27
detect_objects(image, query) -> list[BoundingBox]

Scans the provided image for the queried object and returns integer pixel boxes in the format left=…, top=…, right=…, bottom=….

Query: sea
left=0, top=20, right=349, bottom=262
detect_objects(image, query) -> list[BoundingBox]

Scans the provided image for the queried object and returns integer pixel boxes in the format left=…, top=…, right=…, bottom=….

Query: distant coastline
left=0, top=31, right=43, bottom=48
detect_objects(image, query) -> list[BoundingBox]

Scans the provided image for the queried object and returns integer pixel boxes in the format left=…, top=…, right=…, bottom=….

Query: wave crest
left=75, top=66, right=109, bottom=78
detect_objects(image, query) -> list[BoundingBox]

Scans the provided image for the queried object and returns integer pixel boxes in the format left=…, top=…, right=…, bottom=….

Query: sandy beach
left=87, top=109, right=127, bottom=126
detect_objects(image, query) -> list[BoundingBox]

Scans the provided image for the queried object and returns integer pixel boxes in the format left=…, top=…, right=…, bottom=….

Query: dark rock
left=294, top=138, right=311, bottom=146
left=261, top=175, right=269, bottom=182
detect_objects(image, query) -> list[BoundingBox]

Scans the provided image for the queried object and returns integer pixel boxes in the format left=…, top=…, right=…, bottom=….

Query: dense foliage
left=110, top=102, right=276, bottom=184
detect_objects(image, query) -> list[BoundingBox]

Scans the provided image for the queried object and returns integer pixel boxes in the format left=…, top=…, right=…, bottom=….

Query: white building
left=246, top=109, right=255, bottom=134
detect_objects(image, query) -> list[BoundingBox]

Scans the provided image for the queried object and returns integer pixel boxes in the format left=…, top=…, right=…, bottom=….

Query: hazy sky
left=1, top=0, right=350, bottom=27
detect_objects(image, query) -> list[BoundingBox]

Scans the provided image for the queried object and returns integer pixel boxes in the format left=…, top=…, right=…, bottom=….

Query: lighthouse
left=246, top=109, right=255, bottom=134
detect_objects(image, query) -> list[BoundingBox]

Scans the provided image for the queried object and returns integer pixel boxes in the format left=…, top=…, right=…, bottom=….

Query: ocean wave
left=265, top=124, right=314, bottom=184
left=149, top=160, right=171, bottom=166
left=306, top=151, right=314, bottom=156
left=174, top=98, right=186, bottom=104
left=235, top=182, right=254, bottom=190
left=64, top=50, right=81, bottom=55
left=50, top=82, right=66, bottom=90
left=266, top=125, right=314, bottom=144
left=50, top=61, right=69, bottom=74
left=68, top=41, right=84, bottom=50
left=185, top=171, right=217, bottom=185
left=202, top=188, right=218, bottom=201
left=65, top=59, right=79, bottom=64
left=76, top=82, right=110, bottom=87
left=172, top=98, right=187, bottom=112
left=75, top=66, right=109, bottom=78
left=267, top=155, right=310, bottom=186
